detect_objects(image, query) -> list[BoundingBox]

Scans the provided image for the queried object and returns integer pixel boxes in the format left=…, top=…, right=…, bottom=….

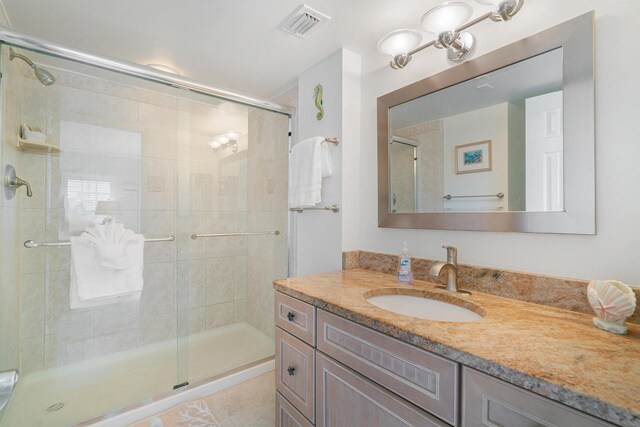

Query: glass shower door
left=175, top=89, right=289, bottom=387
left=0, top=45, right=183, bottom=426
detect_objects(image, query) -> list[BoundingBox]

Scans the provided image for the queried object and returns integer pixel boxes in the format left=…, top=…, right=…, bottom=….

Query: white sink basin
left=366, top=293, right=483, bottom=322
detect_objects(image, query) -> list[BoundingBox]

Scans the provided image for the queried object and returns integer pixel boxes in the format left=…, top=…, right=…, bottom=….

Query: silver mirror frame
left=378, top=12, right=595, bottom=234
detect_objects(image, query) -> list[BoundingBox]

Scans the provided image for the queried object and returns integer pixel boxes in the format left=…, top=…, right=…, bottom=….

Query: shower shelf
left=16, top=136, right=60, bottom=155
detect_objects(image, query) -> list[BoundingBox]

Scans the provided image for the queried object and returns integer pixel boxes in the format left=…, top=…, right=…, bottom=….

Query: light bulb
left=420, top=2, right=473, bottom=35
left=475, top=0, right=523, bottom=20
left=378, top=29, right=423, bottom=56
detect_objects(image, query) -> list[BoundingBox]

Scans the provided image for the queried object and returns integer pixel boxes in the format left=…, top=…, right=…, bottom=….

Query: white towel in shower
left=289, top=136, right=333, bottom=207
left=69, top=222, right=145, bottom=309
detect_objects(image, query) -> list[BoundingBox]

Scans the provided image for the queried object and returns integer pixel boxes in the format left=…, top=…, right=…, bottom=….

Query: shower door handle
left=0, top=369, right=18, bottom=413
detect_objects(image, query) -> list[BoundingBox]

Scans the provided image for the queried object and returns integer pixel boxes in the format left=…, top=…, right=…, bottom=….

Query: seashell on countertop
left=587, top=280, right=637, bottom=334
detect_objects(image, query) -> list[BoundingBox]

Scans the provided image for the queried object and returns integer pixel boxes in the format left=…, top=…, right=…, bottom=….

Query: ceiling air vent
left=280, top=5, right=331, bottom=38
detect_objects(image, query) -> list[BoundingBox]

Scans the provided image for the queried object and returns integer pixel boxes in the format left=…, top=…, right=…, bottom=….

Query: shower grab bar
left=191, top=230, right=280, bottom=240
left=23, top=235, right=175, bottom=248
left=290, top=204, right=340, bottom=213
left=443, top=192, right=504, bottom=200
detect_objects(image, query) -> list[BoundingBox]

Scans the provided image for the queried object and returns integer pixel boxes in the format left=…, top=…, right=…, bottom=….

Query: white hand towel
left=83, top=222, right=135, bottom=270
left=289, top=136, right=333, bottom=207
left=69, top=223, right=145, bottom=309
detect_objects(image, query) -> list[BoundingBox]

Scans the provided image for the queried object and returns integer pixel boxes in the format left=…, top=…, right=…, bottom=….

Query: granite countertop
left=274, top=269, right=640, bottom=427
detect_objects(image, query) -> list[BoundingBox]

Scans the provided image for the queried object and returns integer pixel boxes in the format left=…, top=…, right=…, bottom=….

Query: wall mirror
left=378, top=12, right=594, bottom=234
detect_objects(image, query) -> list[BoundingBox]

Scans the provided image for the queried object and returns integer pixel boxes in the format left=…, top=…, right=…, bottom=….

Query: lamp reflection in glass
left=420, top=2, right=475, bottom=62
left=208, top=134, right=239, bottom=153
left=377, top=29, right=423, bottom=69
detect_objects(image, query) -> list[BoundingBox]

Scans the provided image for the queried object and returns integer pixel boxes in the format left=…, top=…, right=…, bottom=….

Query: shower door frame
left=0, top=26, right=294, bottom=116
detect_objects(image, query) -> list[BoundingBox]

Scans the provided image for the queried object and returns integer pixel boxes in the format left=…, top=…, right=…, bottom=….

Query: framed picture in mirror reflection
left=455, top=140, right=492, bottom=174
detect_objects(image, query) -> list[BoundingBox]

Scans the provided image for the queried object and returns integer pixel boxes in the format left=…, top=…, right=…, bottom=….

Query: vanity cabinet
left=316, top=353, right=447, bottom=427
left=461, top=368, right=614, bottom=427
left=317, top=310, right=458, bottom=425
left=275, top=291, right=616, bottom=427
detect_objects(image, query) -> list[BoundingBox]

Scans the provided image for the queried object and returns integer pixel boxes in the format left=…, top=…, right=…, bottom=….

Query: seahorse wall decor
left=314, top=83, right=324, bottom=121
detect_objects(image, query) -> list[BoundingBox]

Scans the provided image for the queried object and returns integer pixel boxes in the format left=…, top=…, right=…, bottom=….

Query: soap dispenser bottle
left=398, top=242, right=413, bottom=284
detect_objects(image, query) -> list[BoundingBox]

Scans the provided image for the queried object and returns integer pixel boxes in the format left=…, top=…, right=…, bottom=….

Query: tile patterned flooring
left=133, top=372, right=276, bottom=427
left=203, top=372, right=276, bottom=427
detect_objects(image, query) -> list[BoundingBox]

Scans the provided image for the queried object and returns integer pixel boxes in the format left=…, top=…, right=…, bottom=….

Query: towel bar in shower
left=290, top=204, right=340, bottom=213
left=191, top=230, right=280, bottom=240
left=23, top=235, right=175, bottom=248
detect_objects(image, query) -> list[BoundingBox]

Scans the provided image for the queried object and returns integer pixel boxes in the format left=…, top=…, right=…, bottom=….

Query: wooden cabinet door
left=276, top=392, right=314, bottom=427
left=317, top=309, right=458, bottom=425
left=275, top=292, right=316, bottom=345
left=462, top=367, right=615, bottom=427
left=316, top=353, right=448, bottom=427
left=276, top=328, right=315, bottom=422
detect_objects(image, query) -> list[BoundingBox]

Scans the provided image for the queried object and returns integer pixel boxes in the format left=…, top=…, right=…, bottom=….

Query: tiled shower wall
left=245, top=87, right=293, bottom=339
left=15, top=61, right=260, bottom=373
left=0, top=46, right=24, bottom=372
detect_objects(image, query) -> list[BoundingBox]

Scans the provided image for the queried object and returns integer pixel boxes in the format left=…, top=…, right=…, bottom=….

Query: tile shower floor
left=0, top=322, right=274, bottom=427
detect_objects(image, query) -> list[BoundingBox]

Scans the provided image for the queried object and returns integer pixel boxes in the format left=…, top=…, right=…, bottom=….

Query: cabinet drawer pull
left=287, top=366, right=296, bottom=376
left=287, top=311, right=295, bottom=321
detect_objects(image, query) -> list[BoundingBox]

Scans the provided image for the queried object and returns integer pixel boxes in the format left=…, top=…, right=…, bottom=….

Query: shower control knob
left=286, top=312, right=295, bottom=322
left=287, top=366, right=296, bottom=376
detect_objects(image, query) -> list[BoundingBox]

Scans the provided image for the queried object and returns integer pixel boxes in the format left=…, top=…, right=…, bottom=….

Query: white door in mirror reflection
left=526, top=91, right=564, bottom=212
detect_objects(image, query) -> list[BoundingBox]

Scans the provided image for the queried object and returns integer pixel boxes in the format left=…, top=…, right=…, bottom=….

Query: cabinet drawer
left=316, top=353, right=448, bottom=427
left=276, top=328, right=315, bottom=422
left=317, top=309, right=458, bottom=425
left=276, top=392, right=314, bottom=427
left=276, top=292, right=316, bottom=345
left=462, top=367, right=615, bottom=427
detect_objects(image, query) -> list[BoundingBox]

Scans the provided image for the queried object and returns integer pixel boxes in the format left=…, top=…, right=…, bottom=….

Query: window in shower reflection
left=58, top=120, right=141, bottom=236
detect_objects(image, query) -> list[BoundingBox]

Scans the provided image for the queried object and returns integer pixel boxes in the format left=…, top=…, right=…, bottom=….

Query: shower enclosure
left=0, top=29, right=290, bottom=427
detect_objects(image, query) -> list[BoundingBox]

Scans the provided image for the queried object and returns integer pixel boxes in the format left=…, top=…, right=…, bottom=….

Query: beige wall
left=443, top=103, right=509, bottom=211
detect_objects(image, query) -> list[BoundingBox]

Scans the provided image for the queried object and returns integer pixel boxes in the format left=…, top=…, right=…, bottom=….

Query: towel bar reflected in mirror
left=24, top=235, right=175, bottom=248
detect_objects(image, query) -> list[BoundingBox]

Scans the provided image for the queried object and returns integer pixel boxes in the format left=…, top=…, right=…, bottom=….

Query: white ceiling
left=0, top=0, right=499, bottom=100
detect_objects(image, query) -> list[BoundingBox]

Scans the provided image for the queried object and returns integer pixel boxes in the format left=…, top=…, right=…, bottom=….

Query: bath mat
left=130, top=399, right=220, bottom=427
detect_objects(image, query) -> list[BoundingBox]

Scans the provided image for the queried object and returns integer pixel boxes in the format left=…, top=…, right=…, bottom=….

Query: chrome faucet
left=430, top=246, right=466, bottom=294
left=4, top=165, right=32, bottom=199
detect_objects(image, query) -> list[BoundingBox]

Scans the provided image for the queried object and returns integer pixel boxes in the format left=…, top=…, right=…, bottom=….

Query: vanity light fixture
left=379, top=0, right=524, bottom=69
left=208, top=132, right=241, bottom=153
